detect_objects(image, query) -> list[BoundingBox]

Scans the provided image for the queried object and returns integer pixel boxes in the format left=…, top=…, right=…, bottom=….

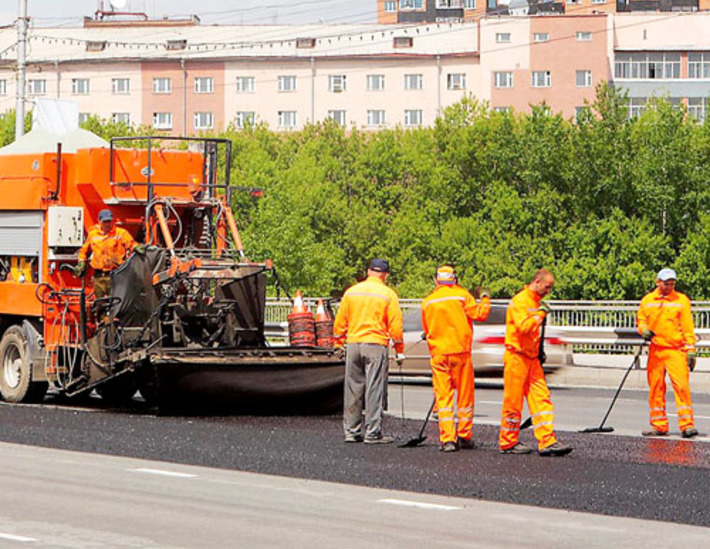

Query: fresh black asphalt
left=0, top=398, right=708, bottom=528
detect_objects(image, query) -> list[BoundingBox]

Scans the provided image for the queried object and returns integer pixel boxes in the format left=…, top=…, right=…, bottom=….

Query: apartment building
left=0, top=13, right=708, bottom=131
left=377, top=0, right=710, bottom=21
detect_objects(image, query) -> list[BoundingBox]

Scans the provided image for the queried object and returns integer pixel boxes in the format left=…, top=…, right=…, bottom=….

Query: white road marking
left=668, top=413, right=710, bottom=419
left=377, top=498, right=460, bottom=511
left=0, top=533, right=37, bottom=542
left=129, top=468, right=197, bottom=478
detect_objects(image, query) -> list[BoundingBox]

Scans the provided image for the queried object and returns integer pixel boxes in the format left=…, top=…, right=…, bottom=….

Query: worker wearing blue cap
left=75, top=208, right=145, bottom=298
left=637, top=268, right=698, bottom=438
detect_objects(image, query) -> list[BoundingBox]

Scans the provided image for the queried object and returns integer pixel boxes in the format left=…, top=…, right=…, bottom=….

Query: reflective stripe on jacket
left=637, top=288, right=696, bottom=351
left=504, top=286, right=546, bottom=359
left=333, top=276, right=404, bottom=352
left=421, top=285, right=490, bottom=356
left=78, top=224, right=136, bottom=271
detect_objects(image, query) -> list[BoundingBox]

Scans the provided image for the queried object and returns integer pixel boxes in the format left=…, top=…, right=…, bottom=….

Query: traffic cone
left=292, top=290, right=308, bottom=314
left=315, top=299, right=329, bottom=321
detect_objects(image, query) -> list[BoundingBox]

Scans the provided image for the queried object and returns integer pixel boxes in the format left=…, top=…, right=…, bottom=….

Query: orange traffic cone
left=315, top=299, right=329, bottom=321
left=315, top=298, right=335, bottom=349
left=292, top=290, right=308, bottom=314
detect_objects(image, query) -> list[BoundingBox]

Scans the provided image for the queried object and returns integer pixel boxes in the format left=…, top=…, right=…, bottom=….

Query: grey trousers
left=343, top=342, right=389, bottom=439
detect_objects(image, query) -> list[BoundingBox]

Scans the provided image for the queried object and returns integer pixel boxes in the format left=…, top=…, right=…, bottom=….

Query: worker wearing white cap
left=637, top=268, right=698, bottom=438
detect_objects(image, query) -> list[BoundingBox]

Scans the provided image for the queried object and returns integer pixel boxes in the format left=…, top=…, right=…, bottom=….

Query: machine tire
left=0, top=326, right=48, bottom=403
left=96, top=376, right=138, bottom=405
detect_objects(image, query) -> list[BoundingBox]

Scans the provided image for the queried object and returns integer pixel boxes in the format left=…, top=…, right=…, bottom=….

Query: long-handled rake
left=580, top=344, right=645, bottom=434
left=400, top=397, right=436, bottom=448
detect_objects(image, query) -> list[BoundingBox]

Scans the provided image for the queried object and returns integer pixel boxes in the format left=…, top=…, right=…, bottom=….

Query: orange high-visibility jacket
left=505, top=286, right=547, bottom=359
left=421, top=285, right=490, bottom=356
left=333, top=276, right=404, bottom=352
left=637, top=288, right=696, bottom=351
left=78, top=224, right=136, bottom=272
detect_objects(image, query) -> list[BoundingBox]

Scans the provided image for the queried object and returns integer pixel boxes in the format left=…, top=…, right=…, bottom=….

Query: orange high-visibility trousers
left=647, top=346, right=694, bottom=432
left=430, top=352, right=474, bottom=443
left=499, top=350, right=557, bottom=451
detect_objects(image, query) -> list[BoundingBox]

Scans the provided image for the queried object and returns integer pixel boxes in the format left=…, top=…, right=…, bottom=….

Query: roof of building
left=0, top=21, right=480, bottom=65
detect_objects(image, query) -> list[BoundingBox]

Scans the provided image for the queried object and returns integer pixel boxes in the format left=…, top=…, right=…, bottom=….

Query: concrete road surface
left=0, top=442, right=708, bottom=549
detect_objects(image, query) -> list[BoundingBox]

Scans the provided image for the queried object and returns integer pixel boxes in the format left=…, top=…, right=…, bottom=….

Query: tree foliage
left=4, top=84, right=710, bottom=299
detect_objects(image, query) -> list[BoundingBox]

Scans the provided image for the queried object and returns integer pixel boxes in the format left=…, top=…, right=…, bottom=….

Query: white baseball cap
left=657, top=268, right=677, bottom=282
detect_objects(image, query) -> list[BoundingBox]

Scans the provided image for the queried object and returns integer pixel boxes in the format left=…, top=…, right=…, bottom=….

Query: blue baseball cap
left=369, top=258, right=390, bottom=273
left=98, top=209, right=114, bottom=222
left=657, top=268, right=677, bottom=282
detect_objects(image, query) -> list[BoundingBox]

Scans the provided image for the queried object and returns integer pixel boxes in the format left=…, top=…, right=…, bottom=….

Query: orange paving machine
left=0, top=136, right=343, bottom=412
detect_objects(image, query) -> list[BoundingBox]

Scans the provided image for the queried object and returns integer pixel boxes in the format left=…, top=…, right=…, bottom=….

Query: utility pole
left=15, top=0, right=28, bottom=141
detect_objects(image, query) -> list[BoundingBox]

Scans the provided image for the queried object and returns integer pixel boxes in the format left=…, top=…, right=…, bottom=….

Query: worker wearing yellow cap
left=421, top=265, right=490, bottom=452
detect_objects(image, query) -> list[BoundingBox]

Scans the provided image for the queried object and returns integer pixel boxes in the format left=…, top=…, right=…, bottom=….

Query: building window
left=112, top=78, right=130, bottom=94
left=574, top=106, right=585, bottom=123
left=0, top=80, right=6, bottom=96
left=533, top=33, right=550, bottom=43
left=576, top=70, right=592, bottom=88
left=72, top=78, right=90, bottom=95
left=688, top=53, right=710, bottom=79
left=531, top=70, right=551, bottom=88
left=591, top=0, right=606, bottom=3
left=385, top=1, right=397, bottom=11
left=278, top=75, right=297, bottom=92
left=236, top=76, right=255, bottom=93
left=367, top=110, right=386, bottom=127
left=688, top=98, right=706, bottom=123
left=437, top=0, right=464, bottom=7
left=112, top=112, right=130, bottom=124
left=328, top=110, right=347, bottom=127
left=628, top=97, right=647, bottom=118
left=194, top=77, right=214, bottom=94
left=615, top=53, right=681, bottom=80
left=28, top=79, right=46, bottom=95
left=496, top=33, right=511, bottom=43
left=576, top=31, right=592, bottom=42
left=404, top=109, right=422, bottom=127
left=447, top=73, right=466, bottom=90
left=464, top=0, right=476, bottom=8
left=494, top=106, right=511, bottom=113
left=194, top=112, right=214, bottom=130
left=494, top=71, right=514, bottom=88
left=153, top=112, right=173, bottom=130
left=234, top=111, right=255, bottom=129
left=153, top=78, right=172, bottom=94
left=329, top=75, right=347, bottom=93
left=400, top=0, right=424, bottom=8
left=393, top=36, right=413, bottom=48
left=404, top=74, right=423, bottom=91
left=278, top=110, right=298, bottom=128
left=367, top=74, right=386, bottom=91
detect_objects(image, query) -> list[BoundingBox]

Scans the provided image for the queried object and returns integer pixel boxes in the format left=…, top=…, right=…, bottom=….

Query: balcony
left=616, top=0, right=698, bottom=11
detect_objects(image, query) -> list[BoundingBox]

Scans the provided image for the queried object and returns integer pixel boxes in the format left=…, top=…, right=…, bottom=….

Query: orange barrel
left=315, top=318, right=334, bottom=348
left=287, top=311, right=316, bottom=348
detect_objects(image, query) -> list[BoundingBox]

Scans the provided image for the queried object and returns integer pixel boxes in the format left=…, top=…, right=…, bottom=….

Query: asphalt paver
left=0, top=400, right=708, bottom=528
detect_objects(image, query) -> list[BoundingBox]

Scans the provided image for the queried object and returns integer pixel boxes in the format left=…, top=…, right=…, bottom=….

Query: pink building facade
left=0, top=13, right=708, bottom=131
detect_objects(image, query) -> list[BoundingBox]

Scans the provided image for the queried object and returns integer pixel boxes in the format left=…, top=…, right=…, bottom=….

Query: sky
left=0, top=1, right=377, bottom=27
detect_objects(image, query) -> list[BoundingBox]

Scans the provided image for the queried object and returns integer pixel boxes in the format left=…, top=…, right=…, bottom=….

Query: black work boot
left=457, top=437, right=476, bottom=450
left=642, top=429, right=669, bottom=437
left=500, top=442, right=533, bottom=455
left=440, top=441, right=458, bottom=453
left=539, top=442, right=574, bottom=457
left=681, top=428, right=699, bottom=439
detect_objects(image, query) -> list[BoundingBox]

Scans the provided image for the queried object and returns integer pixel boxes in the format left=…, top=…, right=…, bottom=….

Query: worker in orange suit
left=75, top=209, right=144, bottom=299
left=637, top=268, right=698, bottom=438
left=421, top=265, right=490, bottom=452
left=499, top=269, right=573, bottom=456
left=334, top=258, right=404, bottom=444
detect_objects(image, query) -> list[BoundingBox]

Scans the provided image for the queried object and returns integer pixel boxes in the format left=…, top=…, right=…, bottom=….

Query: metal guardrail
left=265, top=298, right=710, bottom=352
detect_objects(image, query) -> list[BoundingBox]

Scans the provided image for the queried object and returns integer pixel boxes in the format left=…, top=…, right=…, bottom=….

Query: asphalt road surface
left=0, top=442, right=708, bottom=549
left=0, top=384, right=708, bottom=542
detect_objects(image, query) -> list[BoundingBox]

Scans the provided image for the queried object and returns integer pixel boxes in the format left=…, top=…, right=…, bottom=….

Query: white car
left=392, top=303, right=574, bottom=375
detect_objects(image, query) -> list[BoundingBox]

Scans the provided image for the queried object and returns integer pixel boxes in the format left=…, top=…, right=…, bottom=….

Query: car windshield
left=403, top=303, right=508, bottom=331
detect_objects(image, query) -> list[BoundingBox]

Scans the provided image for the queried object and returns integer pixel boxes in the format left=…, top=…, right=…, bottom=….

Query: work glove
left=687, top=351, right=697, bottom=372
left=73, top=261, right=86, bottom=277
left=538, top=301, right=552, bottom=315
left=395, top=353, right=406, bottom=366
left=641, top=329, right=655, bottom=342
left=134, top=244, right=147, bottom=255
